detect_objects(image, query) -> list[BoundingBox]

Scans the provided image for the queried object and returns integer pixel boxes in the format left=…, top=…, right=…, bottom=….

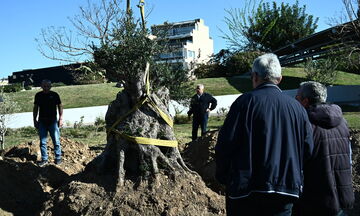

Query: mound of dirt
left=3, top=137, right=99, bottom=175
left=0, top=137, right=100, bottom=215
left=0, top=129, right=359, bottom=216
left=0, top=137, right=226, bottom=215
left=41, top=171, right=225, bottom=216
left=350, top=129, right=360, bottom=216
left=183, top=130, right=360, bottom=216
left=182, top=130, right=225, bottom=194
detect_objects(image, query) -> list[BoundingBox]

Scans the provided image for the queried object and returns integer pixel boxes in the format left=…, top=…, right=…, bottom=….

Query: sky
left=0, top=0, right=347, bottom=79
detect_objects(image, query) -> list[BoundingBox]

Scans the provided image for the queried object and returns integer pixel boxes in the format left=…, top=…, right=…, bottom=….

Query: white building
left=152, top=19, right=214, bottom=71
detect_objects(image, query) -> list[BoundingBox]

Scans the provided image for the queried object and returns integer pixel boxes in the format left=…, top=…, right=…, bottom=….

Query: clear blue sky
left=0, top=0, right=346, bottom=79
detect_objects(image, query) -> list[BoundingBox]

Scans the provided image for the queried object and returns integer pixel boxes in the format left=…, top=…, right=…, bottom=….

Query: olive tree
left=37, top=0, right=192, bottom=185
left=92, top=2, right=195, bottom=185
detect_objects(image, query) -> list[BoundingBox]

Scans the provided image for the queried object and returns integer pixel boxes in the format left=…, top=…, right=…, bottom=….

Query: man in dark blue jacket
left=215, top=53, right=314, bottom=216
left=188, top=84, right=217, bottom=141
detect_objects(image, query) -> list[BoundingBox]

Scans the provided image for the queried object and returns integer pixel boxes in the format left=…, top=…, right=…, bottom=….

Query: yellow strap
left=112, top=129, right=178, bottom=147
left=107, top=0, right=176, bottom=147
left=145, top=62, right=150, bottom=96
left=107, top=97, right=148, bottom=133
left=148, top=97, right=174, bottom=127
left=138, top=0, right=146, bottom=30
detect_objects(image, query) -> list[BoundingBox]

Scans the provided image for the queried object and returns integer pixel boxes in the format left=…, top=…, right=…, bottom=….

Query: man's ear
left=275, top=75, right=282, bottom=85
left=301, top=97, right=310, bottom=108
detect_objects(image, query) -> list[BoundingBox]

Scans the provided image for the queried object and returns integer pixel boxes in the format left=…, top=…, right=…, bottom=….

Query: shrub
left=94, top=116, right=106, bottom=132
left=193, top=64, right=225, bottom=78
left=52, top=82, right=66, bottom=87
left=224, top=51, right=264, bottom=76
left=72, top=64, right=106, bottom=85
left=1, top=83, right=23, bottom=93
left=304, top=57, right=339, bottom=85
left=24, top=85, right=32, bottom=90
left=174, top=115, right=191, bottom=124
left=335, top=52, right=360, bottom=74
left=0, top=91, right=20, bottom=150
left=194, top=51, right=264, bottom=78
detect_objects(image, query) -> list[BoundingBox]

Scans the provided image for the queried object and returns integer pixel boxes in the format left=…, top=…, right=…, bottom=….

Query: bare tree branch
left=36, top=0, right=124, bottom=63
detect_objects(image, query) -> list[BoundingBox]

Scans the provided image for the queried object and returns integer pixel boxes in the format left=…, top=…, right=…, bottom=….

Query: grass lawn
left=197, top=67, right=360, bottom=96
left=4, top=112, right=359, bottom=151
left=2, top=67, right=359, bottom=149
left=7, top=83, right=121, bottom=112
left=5, top=67, right=360, bottom=113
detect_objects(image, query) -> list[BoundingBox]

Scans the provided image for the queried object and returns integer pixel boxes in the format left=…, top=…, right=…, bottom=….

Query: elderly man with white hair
left=295, top=81, right=354, bottom=215
left=215, top=53, right=314, bottom=216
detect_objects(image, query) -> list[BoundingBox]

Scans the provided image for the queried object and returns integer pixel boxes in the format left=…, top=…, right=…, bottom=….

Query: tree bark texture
left=91, top=85, right=190, bottom=185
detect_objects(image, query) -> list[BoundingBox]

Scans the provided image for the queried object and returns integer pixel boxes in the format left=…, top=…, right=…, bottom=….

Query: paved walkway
left=5, top=85, right=360, bottom=129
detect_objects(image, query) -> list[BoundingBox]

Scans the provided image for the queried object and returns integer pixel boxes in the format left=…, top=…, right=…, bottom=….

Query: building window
left=173, top=26, right=194, bottom=35
left=187, top=50, right=195, bottom=58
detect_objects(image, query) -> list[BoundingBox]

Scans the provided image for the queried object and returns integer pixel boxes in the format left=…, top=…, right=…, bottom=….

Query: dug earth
left=0, top=130, right=359, bottom=215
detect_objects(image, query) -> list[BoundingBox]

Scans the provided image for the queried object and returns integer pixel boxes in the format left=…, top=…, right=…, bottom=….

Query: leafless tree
left=36, top=0, right=123, bottom=63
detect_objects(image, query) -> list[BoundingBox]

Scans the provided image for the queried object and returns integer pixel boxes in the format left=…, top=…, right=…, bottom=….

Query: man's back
left=216, top=83, right=313, bottom=198
left=300, top=103, right=354, bottom=214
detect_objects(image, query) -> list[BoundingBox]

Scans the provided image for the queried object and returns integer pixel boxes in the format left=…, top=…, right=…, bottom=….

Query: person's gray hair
left=196, top=84, right=204, bottom=89
left=252, top=53, right=282, bottom=83
left=298, top=81, right=327, bottom=104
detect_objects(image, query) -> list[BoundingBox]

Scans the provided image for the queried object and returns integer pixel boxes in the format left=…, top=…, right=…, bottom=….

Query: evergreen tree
left=223, top=0, right=318, bottom=51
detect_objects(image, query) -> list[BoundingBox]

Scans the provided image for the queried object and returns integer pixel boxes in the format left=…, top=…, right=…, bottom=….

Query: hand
left=206, top=108, right=210, bottom=112
left=34, top=120, right=39, bottom=129
left=58, top=119, right=63, bottom=128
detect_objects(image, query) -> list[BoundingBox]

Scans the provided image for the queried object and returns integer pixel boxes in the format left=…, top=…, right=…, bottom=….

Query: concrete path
left=4, top=85, right=360, bottom=129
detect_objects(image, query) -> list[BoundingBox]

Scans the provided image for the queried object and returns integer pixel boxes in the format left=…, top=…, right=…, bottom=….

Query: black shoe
left=55, top=158, right=62, bottom=165
left=37, top=160, right=48, bottom=167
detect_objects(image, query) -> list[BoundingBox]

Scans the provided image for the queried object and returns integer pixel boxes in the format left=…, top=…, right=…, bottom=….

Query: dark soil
left=0, top=136, right=225, bottom=216
left=0, top=130, right=359, bottom=216
left=183, top=130, right=360, bottom=216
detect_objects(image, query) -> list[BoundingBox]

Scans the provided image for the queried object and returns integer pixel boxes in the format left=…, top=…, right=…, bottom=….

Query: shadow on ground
left=0, top=160, right=69, bottom=216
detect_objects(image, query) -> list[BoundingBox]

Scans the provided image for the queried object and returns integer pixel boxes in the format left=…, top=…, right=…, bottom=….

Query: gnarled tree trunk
left=89, top=77, right=191, bottom=186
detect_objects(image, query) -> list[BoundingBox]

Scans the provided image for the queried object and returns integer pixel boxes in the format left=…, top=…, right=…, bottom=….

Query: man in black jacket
left=215, top=53, right=314, bottom=216
left=187, top=84, right=217, bottom=141
left=295, top=81, right=354, bottom=215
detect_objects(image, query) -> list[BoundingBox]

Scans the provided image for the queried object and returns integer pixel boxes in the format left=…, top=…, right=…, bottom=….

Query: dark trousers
left=192, top=113, right=209, bottom=141
left=293, top=202, right=348, bottom=216
left=226, top=193, right=295, bottom=216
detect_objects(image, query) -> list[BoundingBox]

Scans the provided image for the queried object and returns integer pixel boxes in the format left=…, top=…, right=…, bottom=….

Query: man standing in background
left=33, top=79, right=63, bottom=166
left=187, top=84, right=217, bottom=141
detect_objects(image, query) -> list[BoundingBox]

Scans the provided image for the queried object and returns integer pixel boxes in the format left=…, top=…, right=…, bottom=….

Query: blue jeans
left=226, top=193, right=295, bottom=216
left=38, top=120, right=61, bottom=161
left=192, top=112, right=209, bottom=140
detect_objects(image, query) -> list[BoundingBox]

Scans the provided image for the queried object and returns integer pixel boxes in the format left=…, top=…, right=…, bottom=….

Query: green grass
left=195, top=67, right=360, bottom=96
left=344, top=112, right=360, bottom=129
left=4, top=112, right=359, bottom=151
left=174, top=115, right=226, bottom=145
left=7, top=83, right=121, bottom=112
left=3, top=116, right=226, bottom=150
left=4, top=67, right=360, bottom=113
